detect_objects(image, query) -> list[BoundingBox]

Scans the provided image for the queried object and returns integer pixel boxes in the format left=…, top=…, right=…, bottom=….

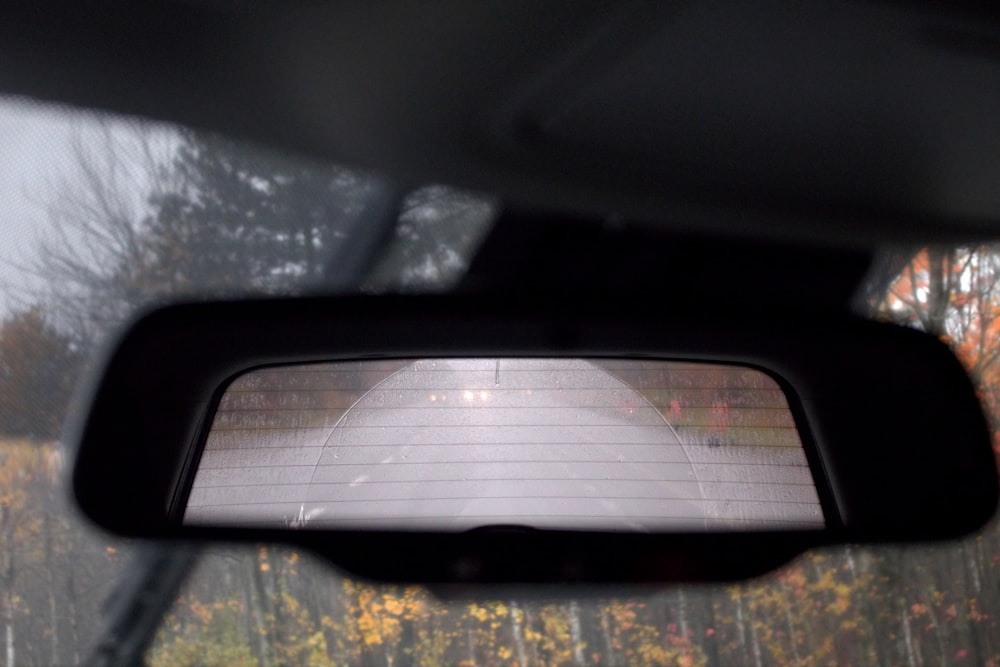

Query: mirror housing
left=70, top=295, right=998, bottom=584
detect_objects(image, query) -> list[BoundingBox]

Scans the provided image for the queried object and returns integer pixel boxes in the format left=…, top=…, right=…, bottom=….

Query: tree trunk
left=4, top=618, right=12, bottom=667
left=568, top=600, right=585, bottom=666
left=44, top=510, right=59, bottom=667
left=735, top=590, right=751, bottom=665
left=0, top=506, right=15, bottom=667
left=782, top=592, right=802, bottom=666
left=65, top=539, right=80, bottom=666
left=749, top=603, right=764, bottom=667
left=243, top=553, right=273, bottom=667
left=599, top=606, right=618, bottom=667
left=510, top=600, right=528, bottom=667
left=900, top=597, right=918, bottom=667
left=676, top=590, right=689, bottom=639
left=465, top=620, right=476, bottom=666
left=925, top=247, right=953, bottom=335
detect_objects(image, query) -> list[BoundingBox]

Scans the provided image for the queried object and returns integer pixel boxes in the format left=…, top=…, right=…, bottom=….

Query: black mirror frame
left=69, top=295, right=998, bottom=584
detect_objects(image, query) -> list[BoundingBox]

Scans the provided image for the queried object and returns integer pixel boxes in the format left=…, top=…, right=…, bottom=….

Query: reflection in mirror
left=184, top=360, right=824, bottom=532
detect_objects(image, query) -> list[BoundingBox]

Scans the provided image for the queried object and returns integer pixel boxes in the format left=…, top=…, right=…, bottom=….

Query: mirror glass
left=183, top=359, right=824, bottom=532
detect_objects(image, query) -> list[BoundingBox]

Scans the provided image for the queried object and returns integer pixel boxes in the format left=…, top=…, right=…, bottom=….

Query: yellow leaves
left=383, top=596, right=404, bottom=616
left=637, top=643, right=673, bottom=666
left=634, top=637, right=705, bottom=667
left=281, top=591, right=302, bottom=615
left=607, top=601, right=638, bottom=630
left=189, top=600, right=213, bottom=624
left=149, top=595, right=258, bottom=667
left=827, top=595, right=850, bottom=615
left=306, top=632, right=336, bottom=667
left=356, top=610, right=382, bottom=645
left=257, top=546, right=271, bottom=572
left=468, top=603, right=490, bottom=623
left=498, top=645, right=512, bottom=660
left=0, top=441, right=53, bottom=511
left=348, top=587, right=428, bottom=650
left=780, top=568, right=807, bottom=590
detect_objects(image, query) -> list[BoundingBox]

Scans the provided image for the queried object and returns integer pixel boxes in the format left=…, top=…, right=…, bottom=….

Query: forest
left=0, top=106, right=998, bottom=666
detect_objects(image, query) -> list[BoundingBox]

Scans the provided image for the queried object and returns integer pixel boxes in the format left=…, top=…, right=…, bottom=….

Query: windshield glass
left=0, top=96, right=995, bottom=666
left=0, top=96, right=495, bottom=665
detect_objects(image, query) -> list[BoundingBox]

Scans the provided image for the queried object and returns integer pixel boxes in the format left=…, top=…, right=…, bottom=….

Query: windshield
left=0, top=97, right=996, bottom=666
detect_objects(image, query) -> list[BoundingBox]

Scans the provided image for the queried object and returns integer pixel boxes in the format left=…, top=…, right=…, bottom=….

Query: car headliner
left=1, top=1, right=999, bottom=246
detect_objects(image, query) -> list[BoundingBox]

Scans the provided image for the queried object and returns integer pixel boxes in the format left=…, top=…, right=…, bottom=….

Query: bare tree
left=14, top=117, right=179, bottom=342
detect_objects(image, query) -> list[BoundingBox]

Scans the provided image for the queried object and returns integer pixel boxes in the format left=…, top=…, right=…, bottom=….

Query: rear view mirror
left=186, top=359, right=825, bottom=532
left=70, top=295, right=998, bottom=584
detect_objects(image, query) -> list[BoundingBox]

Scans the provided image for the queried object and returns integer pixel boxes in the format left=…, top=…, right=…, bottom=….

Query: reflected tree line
left=0, top=116, right=997, bottom=665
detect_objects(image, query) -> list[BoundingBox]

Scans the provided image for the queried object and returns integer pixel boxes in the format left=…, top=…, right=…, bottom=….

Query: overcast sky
left=0, top=98, right=77, bottom=313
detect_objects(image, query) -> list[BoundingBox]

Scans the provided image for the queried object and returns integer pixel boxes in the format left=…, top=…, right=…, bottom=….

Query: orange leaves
left=631, top=624, right=706, bottom=667
left=878, top=245, right=1000, bottom=469
left=338, top=582, right=438, bottom=658
left=968, top=598, right=989, bottom=623
left=709, top=401, right=730, bottom=433
left=0, top=441, right=46, bottom=498
left=827, top=593, right=850, bottom=616
left=606, top=600, right=638, bottom=631
left=468, top=602, right=490, bottom=623
left=257, top=546, right=270, bottom=572
left=382, top=596, right=404, bottom=616
left=189, top=600, right=213, bottom=624
left=355, top=608, right=388, bottom=646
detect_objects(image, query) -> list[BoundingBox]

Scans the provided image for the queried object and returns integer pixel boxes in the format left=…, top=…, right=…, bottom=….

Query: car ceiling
left=1, top=1, right=999, bottom=247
